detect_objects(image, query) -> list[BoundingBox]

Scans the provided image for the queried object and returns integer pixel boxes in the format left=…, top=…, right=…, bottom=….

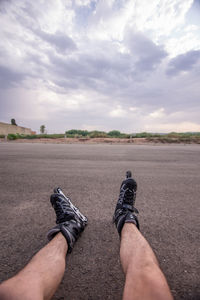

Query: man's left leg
left=0, top=233, right=67, bottom=300
left=0, top=192, right=88, bottom=300
left=113, top=171, right=173, bottom=300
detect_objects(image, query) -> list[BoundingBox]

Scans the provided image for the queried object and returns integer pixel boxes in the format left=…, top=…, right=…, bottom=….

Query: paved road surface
left=0, top=143, right=199, bottom=300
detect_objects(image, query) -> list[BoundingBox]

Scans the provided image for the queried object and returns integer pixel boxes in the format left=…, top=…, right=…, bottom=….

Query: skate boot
left=113, top=171, right=139, bottom=235
left=47, top=191, right=87, bottom=253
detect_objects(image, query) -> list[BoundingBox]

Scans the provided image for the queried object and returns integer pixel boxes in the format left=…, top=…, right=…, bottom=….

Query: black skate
left=47, top=190, right=88, bottom=253
left=113, top=171, right=139, bottom=235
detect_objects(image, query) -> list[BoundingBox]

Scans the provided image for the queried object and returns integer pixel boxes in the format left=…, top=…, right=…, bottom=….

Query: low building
left=0, top=122, right=36, bottom=135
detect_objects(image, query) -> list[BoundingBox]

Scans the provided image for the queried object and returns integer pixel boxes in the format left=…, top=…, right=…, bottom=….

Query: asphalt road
left=0, top=143, right=199, bottom=300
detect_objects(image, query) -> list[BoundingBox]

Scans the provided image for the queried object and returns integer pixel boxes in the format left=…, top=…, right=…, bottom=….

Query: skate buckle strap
left=123, top=203, right=133, bottom=210
left=123, top=204, right=139, bottom=214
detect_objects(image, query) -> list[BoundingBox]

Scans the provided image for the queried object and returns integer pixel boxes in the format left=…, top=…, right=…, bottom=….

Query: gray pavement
left=0, top=143, right=199, bottom=300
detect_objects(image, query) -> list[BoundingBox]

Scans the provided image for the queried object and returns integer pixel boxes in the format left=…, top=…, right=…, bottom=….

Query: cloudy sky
left=0, top=0, right=200, bottom=133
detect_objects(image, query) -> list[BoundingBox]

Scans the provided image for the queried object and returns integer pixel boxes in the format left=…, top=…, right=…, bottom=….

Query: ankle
left=121, top=223, right=137, bottom=236
left=51, top=233, right=68, bottom=249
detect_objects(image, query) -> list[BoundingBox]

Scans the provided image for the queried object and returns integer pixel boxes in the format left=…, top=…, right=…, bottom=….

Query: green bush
left=65, top=130, right=89, bottom=137
left=108, top=130, right=121, bottom=137
left=36, top=134, right=65, bottom=139
left=7, top=133, right=66, bottom=140
left=65, top=129, right=109, bottom=138
left=7, top=134, right=18, bottom=140
left=0, top=134, right=5, bottom=138
left=89, top=131, right=108, bottom=138
left=107, top=130, right=129, bottom=138
left=134, top=132, right=151, bottom=138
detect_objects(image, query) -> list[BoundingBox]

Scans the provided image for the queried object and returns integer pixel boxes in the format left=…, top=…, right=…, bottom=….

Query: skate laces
left=54, top=200, right=73, bottom=221
left=119, top=186, right=134, bottom=205
left=124, top=188, right=134, bottom=204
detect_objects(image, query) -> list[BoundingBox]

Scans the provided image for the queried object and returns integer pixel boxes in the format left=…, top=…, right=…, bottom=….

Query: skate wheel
left=53, top=187, right=61, bottom=194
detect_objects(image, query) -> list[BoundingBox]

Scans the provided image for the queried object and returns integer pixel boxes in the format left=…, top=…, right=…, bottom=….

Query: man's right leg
left=120, top=223, right=173, bottom=300
left=0, top=191, right=87, bottom=300
left=0, top=233, right=67, bottom=300
left=113, top=171, right=173, bottom=300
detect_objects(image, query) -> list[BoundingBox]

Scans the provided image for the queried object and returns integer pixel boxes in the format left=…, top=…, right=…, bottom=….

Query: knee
left=127, top=258, right=160, bottom=283
left=138, top=262, right=167, bottom=288
left=132, top=254, right=159, bottom=273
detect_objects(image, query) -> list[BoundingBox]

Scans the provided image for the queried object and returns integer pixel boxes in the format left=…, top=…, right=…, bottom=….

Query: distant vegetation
left=65, top=129, right=129, bottom=138
left=65, top=130, right=200, bottom=141
left=146, top=132, right=200, bottom=143
left=11, top=118, right=17, bottom=126
left=6, top=133, right=65, bottom=140
left=1, top=131, right=199, bottom=144
left=40, top=125, right=46, bottom=134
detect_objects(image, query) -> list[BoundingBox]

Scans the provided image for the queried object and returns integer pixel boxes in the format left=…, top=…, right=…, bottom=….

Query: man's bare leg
left=120, top=223, right=173, bottom=300
left=0, top=191, right=87, bottom=300
left=0, top=233, right=67, bottom=300
left=114, top=172, right=173, bottom=300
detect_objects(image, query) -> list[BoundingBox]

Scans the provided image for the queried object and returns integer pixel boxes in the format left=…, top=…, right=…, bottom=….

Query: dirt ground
left=1, top=137, right=148, bottom=144
left=2, top=135, right=200, bottom=144
left=0, top=143, right=199, bottom=300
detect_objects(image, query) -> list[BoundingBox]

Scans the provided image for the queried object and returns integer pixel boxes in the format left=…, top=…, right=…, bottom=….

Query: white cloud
left=86, top=0, right=196, bottom=57
left=109, top=105, right=127, bottom=118
left=75, top=0, right=95, bottom=6
left=165, top=31, right=200, bottom=58
left=129, top=107, right=138, bottom=112
left=149, top=108, right=165, bottom=119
